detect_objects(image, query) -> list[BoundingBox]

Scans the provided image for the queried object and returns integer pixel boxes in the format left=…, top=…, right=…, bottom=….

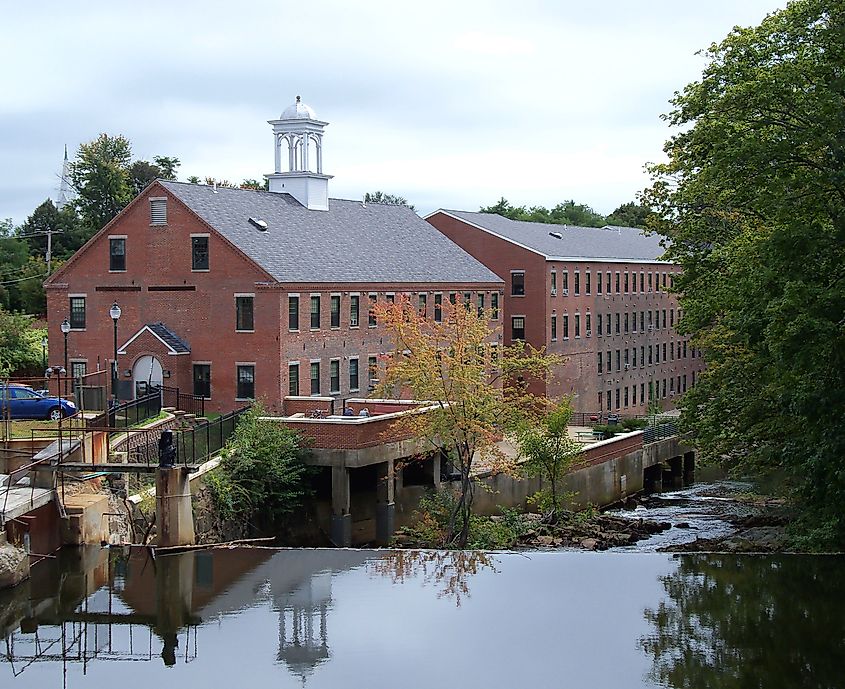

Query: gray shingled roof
left=440, top=210, right=668, bottom=262
left=148, top=322, right=190, bottom=353
left=160, top=182, right=501, bottom=284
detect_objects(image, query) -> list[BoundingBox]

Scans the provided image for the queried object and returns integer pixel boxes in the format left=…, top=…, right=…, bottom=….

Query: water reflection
left=641, top=554, right=845, bottom=688
left=369, top=550, right=496, bottom=606
left=2, top=548, right=843, bottom=688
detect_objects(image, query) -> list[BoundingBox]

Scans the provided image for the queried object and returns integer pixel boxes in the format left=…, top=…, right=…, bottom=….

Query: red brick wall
left=46, top=182, right=281, bottom=413
left=576, top=432, right=643, bottom=469
left=278, top=414, right=415, bottom=450
left=426, top=212, right=705, bottom=412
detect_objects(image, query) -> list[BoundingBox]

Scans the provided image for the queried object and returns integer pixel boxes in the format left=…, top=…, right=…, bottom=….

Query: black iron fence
left=87, top=391, right=162, bottom=431
left=174, top=406, right=249, bottom=466
left=643, top=421, right=679, bottom=444
left=159, top=385, right=205, bottom=417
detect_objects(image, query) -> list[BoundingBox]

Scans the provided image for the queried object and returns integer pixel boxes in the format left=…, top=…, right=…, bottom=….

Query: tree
left=207, top=404, right=310, bottom=526
left=19, top=199, right=88, bottom=262
left=0, top=307, right=44, bottom=377
left=479, top=198, right=606, bottom=227
left=606, top=201, right=651, bottom=228
left=70, top=133, right=133, bottom=230
left=375, top=297, right=557, bottom=546
left=518, top=398, right=582, bottom=522
left=153, top=156, right=180, bottom=180
left=364, top=191, right=415, bottom=211
left=642, top=0, right=845, bottom=547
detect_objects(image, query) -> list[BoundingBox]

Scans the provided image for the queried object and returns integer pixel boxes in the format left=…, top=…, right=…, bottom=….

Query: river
left=0, top=484, right=843, bottom=688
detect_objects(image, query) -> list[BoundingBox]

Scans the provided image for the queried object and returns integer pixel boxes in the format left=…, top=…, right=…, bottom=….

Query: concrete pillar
left=432, top=452, right=442, bottom=489
left=375, top=460, right=395, bottom=546
left=155, top=468, right=195, bottom=548
left=683, top=451, right=695, bottom=486
left=330, top=466, right=351, bottom=547
left=669, top=456, right=684, bottom=489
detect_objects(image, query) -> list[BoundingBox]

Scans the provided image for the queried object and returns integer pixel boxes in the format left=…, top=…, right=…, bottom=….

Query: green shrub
left=621, top=417, right=648, bottom=431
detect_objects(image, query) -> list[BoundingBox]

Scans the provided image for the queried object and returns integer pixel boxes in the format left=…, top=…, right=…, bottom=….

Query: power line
left=0, top=273, right=47, bottom=287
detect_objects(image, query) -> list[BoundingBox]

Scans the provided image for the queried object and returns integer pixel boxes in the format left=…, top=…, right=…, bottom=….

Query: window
left=624, top=348, right=629, bottom=366
left=663, top=342, right=667, bottom=361
left=632, top=312, right=638, bottom=333
left=655, top=344, right=660, bottom=364
left=648, top=272, right=653, bottom=291
left=236, top=365, right=255, bottom=399
left=310, top=295, right=321, bottom=329
left=662, top=378, right=667, bottom=397
left=683, top=341, right=688, bottom=358
left=449, top=292, right=457, bottom=305
left=615, top=272, right=620, bottom=293
left=640, top=272, right=645, bottom=292
left=670, top=341, right=675, bottom=361
left=385, top=293, right=395, bottom=304
left=662, top=272, right=667, bottom=288
left=632, top=385, right=637, bottom=406
left=368, top=356, right=378, bottom=388
left=615, top=387, right=620, bottom=409
left=551, top=315, right=557, bottom=341
left=616, top=349, right=621, bottom=371
left=615, top=312, right=620, bottom=335
left=606, top=271, right=611, bottom=293
left=193, top=364, right=211, bottom=399
left=476, top=293, right=484, bottom=318
left=69, top=296, right=86, bottom=329
left=624, top=387, right=629, bottom=407
left=606, top=312, right=611, bottom=335
left=641, top=346, right=645, bottom=367
left=463, top=292, right=472, bottom=309
left=649, top=345, right=653, bottom=365
left=574, top=271, right=580, bottom=295
left=606, top=390, right=611, bottom=411
left=624, top=272, right=629, bottom=293
left=597, top=313, right=603, bottom=336
left=70, top=361, right=87, bottom=379
left=236, top=296, right=254, bottom=331
left=349, top=358, right=359, bottom=391
left=662, top=309, right=667, bottom=329
left=191, top=235, right=209, bottom=271
left=596, top=271, right=602, bottom=294
left=670, top=309, right=675, bottom=328
left=563, top=314, right=569, bottom=339
left=632, top=272, right=637, bottom=293
left=288, top=363, right=300, bottom=396
left=149, top=197, right=167, bottom=225
left=435, top=293, right=443, bottom=322
left=512, top=316, right=525, bottom=341
left=640, top=311, right=645, bottom=331
left=310, top=362, right=320, bottom=395
left=597, top=351, right=603, bottom=374
left=598, top=392, right=603, bottom=411
left=563, top=271, right=569, bottom=292
left=420, top=293, right=428, bottom=318
left=683, top=374, right=687, bottom=393
left=551, top=270, right=557, bottom=294
left=368, top=294, right=377, bottom=327
left=586, top=271, right=591, bottom=295
left=575, top=314, right=580, bottom=337
left=288, top=296, right=299, bottom=330
left=632, top=347, right=637, bottom=368
left=641, top=382, right=645, bottom=402
left=350, top=295, right=360, bottom=327
left=624, top=312, right=629, bottom=334
left=490, top=292, right=499, bottom=320
left=330, top=359, right=340, bottom=394
left=607, top=350, right=612, bottom=372
left=329, top=295, right=340, bottom=328
left=511, top=271, right=525, bottom=296
left=586, top=313, right=591, bottom=334
left=109, top=237, right=126, bottom=271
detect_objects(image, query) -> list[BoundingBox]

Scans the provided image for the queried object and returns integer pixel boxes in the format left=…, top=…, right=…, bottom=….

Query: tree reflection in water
left=370, top=551, right=497, bottom=606
left=641, top=554, right=845, bottom=688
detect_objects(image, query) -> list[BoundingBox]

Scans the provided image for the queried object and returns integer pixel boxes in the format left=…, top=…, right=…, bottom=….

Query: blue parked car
left=0, top=385, right=77, bottom=421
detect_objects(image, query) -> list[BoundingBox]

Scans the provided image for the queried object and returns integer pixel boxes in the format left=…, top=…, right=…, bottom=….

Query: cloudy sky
left=1, top=0, right=785, bottom=224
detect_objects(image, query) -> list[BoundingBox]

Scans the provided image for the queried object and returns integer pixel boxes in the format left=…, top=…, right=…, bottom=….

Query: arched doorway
left=132, top=355, right=163, bottom=398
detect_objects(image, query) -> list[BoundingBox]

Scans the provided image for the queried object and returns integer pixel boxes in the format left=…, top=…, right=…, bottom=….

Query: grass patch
left=3, top=418, right=79, bottom=439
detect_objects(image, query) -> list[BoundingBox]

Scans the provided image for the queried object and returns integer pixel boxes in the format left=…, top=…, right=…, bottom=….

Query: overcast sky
left=1, top=0, right=785, bottom=224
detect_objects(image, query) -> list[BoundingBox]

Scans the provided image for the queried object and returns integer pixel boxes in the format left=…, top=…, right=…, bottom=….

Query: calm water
left=1, top=547, right=843, bottom=688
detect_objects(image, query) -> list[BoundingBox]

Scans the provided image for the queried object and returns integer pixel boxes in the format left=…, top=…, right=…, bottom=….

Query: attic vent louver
left=548, top=231, right=563, bottom=239
left=249, top=217, right=268, bottom=231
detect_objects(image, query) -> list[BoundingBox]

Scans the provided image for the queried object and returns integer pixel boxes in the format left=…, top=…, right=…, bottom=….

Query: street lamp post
left=110, top=302, right=122, bottom=403
left=60, top=318, right=71, bottom=395
left=41, top=336, right=47, bottom=370
left=45, top=365, right=66, bottom=499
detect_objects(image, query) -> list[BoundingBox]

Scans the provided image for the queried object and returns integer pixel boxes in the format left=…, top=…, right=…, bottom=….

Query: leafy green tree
left=606, top=201, right=651, bottom=228
left=480, top=198, right=606, bottom=227
left=208, top=405, right=310, bottom=525
left=364, top=190, right=415, bottom=211
left=643, top=0, right=845, bottom=547
left=0, top=307, right=44, bottom=377
left=70, top=134, right=134, bottom=230
left=153, top=155, right=180, bottom=180
left=518, top=398, right=582, bottom=521
left=240, top=179, right=269, bottom=190
left=19, top=199, right=88, bottom=262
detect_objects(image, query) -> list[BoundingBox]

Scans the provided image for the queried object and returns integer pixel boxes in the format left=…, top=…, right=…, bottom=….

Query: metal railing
left=159, top=385, right=205, bottom=417
left=174, top=406, right=249, bottom=466
left=643, top=421, right=679, bottom=444
left=86, top=391, right=162, bottom=431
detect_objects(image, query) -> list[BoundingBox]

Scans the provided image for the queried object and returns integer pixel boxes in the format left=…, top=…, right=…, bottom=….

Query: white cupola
left=266, top=96, right=332, bottom=211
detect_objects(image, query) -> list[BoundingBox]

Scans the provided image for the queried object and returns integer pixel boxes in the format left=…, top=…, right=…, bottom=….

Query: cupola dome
left=281, top=95, right=316, bottom=120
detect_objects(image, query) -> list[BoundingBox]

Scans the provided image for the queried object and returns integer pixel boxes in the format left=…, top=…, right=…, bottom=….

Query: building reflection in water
left=1, top=547, right=495, bottom=685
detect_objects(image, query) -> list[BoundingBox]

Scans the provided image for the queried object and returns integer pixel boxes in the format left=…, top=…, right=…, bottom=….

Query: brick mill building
left=425, top=211, right=704, bottom=415
left=45, top=99, right=502, bottom=413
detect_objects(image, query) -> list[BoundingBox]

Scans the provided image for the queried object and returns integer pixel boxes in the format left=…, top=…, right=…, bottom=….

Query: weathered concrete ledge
left=0, top=533, right=30, bottom=590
